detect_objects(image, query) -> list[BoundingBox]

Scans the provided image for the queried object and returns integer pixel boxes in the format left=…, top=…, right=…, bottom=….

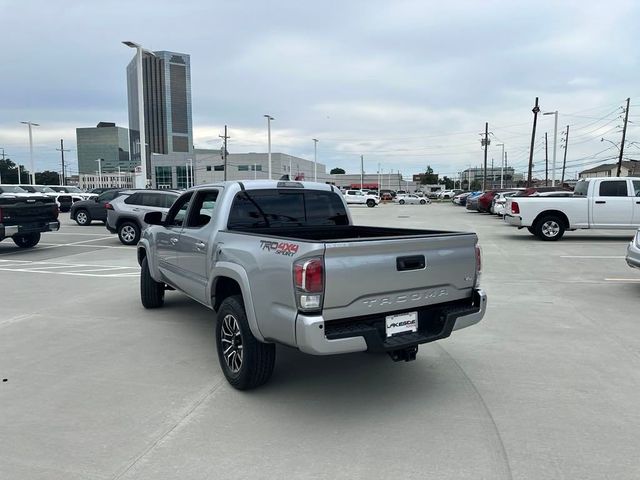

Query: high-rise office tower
left=126, top=50, right=193, bottom=175
left=76, top=122, right=132, bottom=174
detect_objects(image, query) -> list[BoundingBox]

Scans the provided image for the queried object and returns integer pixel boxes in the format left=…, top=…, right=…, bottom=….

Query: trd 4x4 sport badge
left=259, top=240, right=299, bottom=257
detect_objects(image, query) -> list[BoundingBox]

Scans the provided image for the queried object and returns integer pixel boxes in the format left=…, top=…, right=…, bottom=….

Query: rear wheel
left=75, top=209, right=91, bottom=226
left=534, top=215, right=565, bottom=241
left=399, top=199, right=405, bottom=205
left=366, top=199, right=376, bottom=207
left=118, top=221, right=141, bottom=245
left=13, top=233, right=41, bottom=248
left=140, top=257, right=164, bottom=308
left=216, top=295, right=275, bottom=390
left=420, top=199, right=426, bottom=205
left=527, top=226, right=536, bottom=235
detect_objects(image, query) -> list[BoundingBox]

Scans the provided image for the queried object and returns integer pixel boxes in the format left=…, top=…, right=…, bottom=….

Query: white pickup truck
left=505, top=177, right=640, bottom=240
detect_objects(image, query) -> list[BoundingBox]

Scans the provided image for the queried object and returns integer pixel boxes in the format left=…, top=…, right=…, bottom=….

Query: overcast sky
left=1, top=0, right=639, bottom=180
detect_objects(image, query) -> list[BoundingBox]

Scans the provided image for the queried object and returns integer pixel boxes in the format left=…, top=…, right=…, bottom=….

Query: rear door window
left=124, top=193, right=142, bottom=205
left=633, top=180, right=640, bottom=197
left=228, top=190, right=348, bottom=229
left=599, top=180, right=628, bottom=197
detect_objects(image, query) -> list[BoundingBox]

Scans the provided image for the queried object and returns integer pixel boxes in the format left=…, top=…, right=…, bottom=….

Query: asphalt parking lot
left=2, top=203, right=640, bottom=480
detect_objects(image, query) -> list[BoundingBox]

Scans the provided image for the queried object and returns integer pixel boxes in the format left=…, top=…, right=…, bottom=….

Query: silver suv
left=106, top=189, right=180, bottom=245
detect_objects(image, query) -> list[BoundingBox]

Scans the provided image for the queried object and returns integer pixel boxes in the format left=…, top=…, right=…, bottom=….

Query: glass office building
left=76, top=122, right=133, bottom=175
left=126, top=50, right=193, bottom=177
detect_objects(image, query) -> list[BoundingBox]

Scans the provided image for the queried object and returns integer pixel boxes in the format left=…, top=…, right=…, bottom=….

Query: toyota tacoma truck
left=137, top=181, right=486, bottom=389
left=505, top=177, right=640, bottom=240
left=0, top=186, right=60, bottom=248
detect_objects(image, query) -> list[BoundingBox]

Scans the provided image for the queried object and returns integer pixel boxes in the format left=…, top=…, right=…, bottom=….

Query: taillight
left=105, top=202, right=114, bottom=210
left=511, top=201, right=520, bottom=214
left=475, top=243, right=482, bottom=288
left=293, top=257, right=324, bottom=311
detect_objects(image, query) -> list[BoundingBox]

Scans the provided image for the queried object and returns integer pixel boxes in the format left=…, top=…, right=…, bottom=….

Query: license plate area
left=385, top=311, right=418, bottom=337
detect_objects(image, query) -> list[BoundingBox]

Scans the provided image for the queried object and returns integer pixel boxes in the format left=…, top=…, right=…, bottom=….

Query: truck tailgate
left=322, top=233, right=478, bottom=321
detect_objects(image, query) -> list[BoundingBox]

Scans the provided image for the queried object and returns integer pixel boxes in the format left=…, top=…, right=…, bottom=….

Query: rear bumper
left=295, top=289, right=487, bottom=355
left=504, top=214, right=522, bottom=227
left=1, top=221, right=59, bottom=239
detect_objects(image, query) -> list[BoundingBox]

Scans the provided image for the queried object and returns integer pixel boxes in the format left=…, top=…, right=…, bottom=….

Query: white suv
left=343, top=190, right=380, bottom=207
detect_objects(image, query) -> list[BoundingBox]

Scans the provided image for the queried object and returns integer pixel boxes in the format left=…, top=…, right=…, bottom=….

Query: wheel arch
left=208, top=263, right=265, bottom=342
left=533, top=210, right=570, bottom=229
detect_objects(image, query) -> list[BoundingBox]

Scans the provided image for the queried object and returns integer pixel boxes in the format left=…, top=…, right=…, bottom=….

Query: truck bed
left=227, top=225, right=472, bottom=242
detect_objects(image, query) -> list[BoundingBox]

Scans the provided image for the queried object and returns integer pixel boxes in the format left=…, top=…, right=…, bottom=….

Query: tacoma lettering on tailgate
left=362, top=288, right=449, bottom=308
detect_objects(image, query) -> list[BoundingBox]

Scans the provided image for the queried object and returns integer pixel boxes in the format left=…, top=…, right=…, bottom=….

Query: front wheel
left=399, top=199, right=405, bottom=205
left=140, top=257, right=164, bottom=308
left=118, top=221, right=141, bottom=245
left=366, top=199, right=376, bottom=207
left=216, top=295, right=275, bottom=390
left=13, top=232, right=41, bottom=248
left=420, top=199, right=426, bottom=205
left=534, top=215, right=565, bottom=241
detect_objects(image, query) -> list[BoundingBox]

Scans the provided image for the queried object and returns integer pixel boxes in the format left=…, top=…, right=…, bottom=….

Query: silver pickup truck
left=137, top=181, right=486, bottom=389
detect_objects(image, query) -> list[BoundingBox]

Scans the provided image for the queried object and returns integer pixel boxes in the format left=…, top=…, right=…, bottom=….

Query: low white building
left=579, top=160, right=640, bottom=179
left=78, top=172, right=135, bottom=190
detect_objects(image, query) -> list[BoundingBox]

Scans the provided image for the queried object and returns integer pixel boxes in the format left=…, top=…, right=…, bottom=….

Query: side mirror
left=144, top=211, right=164, bottom=225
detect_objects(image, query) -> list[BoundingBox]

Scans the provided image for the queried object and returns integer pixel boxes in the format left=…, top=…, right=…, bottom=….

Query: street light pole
left=496, top=143, right=505, bottom=188
left=123, top=41, right=155, bottom=188
left=264, top=115, right=274, bottom=179
left=312, top=138, right=318, bottom=182
left=20, top=121, right=39, bottom=184
left=543, top=111, right=559, bottom=186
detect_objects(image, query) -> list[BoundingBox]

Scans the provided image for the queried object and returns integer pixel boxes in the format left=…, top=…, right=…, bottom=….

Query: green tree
left=420, top=165, right=438, bottom=184
left=330, top=167, right=345, bottom=174
left=35, top=170, right=61, bottom=185
left=0, top=158, right=30, bottom=184
left=470, top=180, right=482, bottom=191
left=438, top=176, right=454, bottom=189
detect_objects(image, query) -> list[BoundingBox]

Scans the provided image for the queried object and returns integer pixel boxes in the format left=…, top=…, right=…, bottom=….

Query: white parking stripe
left=604, top=278, right=640, bottom=282
left=39, top=243, right=131, bottom=250
left=0, top=258, right=139, bottom=278
left=560, top=255, right=626, bottom=259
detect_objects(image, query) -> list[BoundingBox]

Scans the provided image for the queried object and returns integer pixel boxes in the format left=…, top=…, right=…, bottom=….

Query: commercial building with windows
left=76, top=122, right=132, bottom=175
left=78, top=172, right=135, bottom=190
left=148, top=150, right=331, bottom=188
left=126, top=49, right=193, bottom=184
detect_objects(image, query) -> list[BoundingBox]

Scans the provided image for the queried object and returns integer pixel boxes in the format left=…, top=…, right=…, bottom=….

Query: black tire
left=366, top=199, right=376, bottom=208
left=534, top=215, right=565, bottom=241
left=13, top=233, right=41, bottom=248
left=140, top=257, right=164, bottom=308
left=118, top=221, right=141, bottom=245
left=216, top=295, right=275, bottom=390
left=74, top=209, right=91, bottom=226
left=420, top=199, right=426, bottom=205
left=399, top=199, right=405, bottom=205
left=527, top=226, right=536, bottom=235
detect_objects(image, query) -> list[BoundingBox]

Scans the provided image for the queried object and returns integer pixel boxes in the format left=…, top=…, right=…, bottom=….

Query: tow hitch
left=388, top=346, right=418, bottom=362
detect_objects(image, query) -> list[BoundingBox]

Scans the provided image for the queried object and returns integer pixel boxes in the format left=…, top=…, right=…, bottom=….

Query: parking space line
left=42, top=232, right=113, bottom=236
left=0, top=236, right=116, bottom=256
left=604, top=278, right=640, bottom=283
left=560, top=255, right=626, bottom=259
left=39, top=243, right=131, bottom=250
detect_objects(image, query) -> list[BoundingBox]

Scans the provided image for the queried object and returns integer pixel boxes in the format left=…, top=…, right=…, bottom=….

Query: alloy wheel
left=542, top=220, right=560, bottom=238
left=121, top=225, right=136, bottom=243
left=221, top=314, right=243, bottom=373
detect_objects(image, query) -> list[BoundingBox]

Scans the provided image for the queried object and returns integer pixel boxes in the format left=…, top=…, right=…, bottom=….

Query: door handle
left=195, top=241, right=206, bottom=250
left=595, top=201, right=606, bottom=204
left=169, top=237, right=179, bottom=245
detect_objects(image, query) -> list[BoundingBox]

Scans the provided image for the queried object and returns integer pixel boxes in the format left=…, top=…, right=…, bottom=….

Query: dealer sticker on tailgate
left=385, top=312, right=418, bottom=337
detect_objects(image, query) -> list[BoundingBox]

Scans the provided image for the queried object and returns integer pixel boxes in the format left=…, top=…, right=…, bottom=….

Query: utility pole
left=481, top=122, right=489, bottom=190
left=220, top=125, right=230, bottom=181
left=561, top=125, right=569, bottom=185
left=264, top=115, right=274, bottom=179
left=504, top=151, right=508, bottom=187
left=491, top=158, right=494, bottom=188
left=616, top=97, right=630, bottom=177
left=0, top=147, right=4, bottom=183
left=360, top=155, right=364, bottom=189
left=313, top=138, right=319, bottom=182
left=528, top=97, right=540, bottom=187
left=21, top=121, right=39, bottom=184
left=495, top=143, right=505, bottom=189
left=56, top=139, right=70, bottom=186
left=544, top=132, right=549, bottom=186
